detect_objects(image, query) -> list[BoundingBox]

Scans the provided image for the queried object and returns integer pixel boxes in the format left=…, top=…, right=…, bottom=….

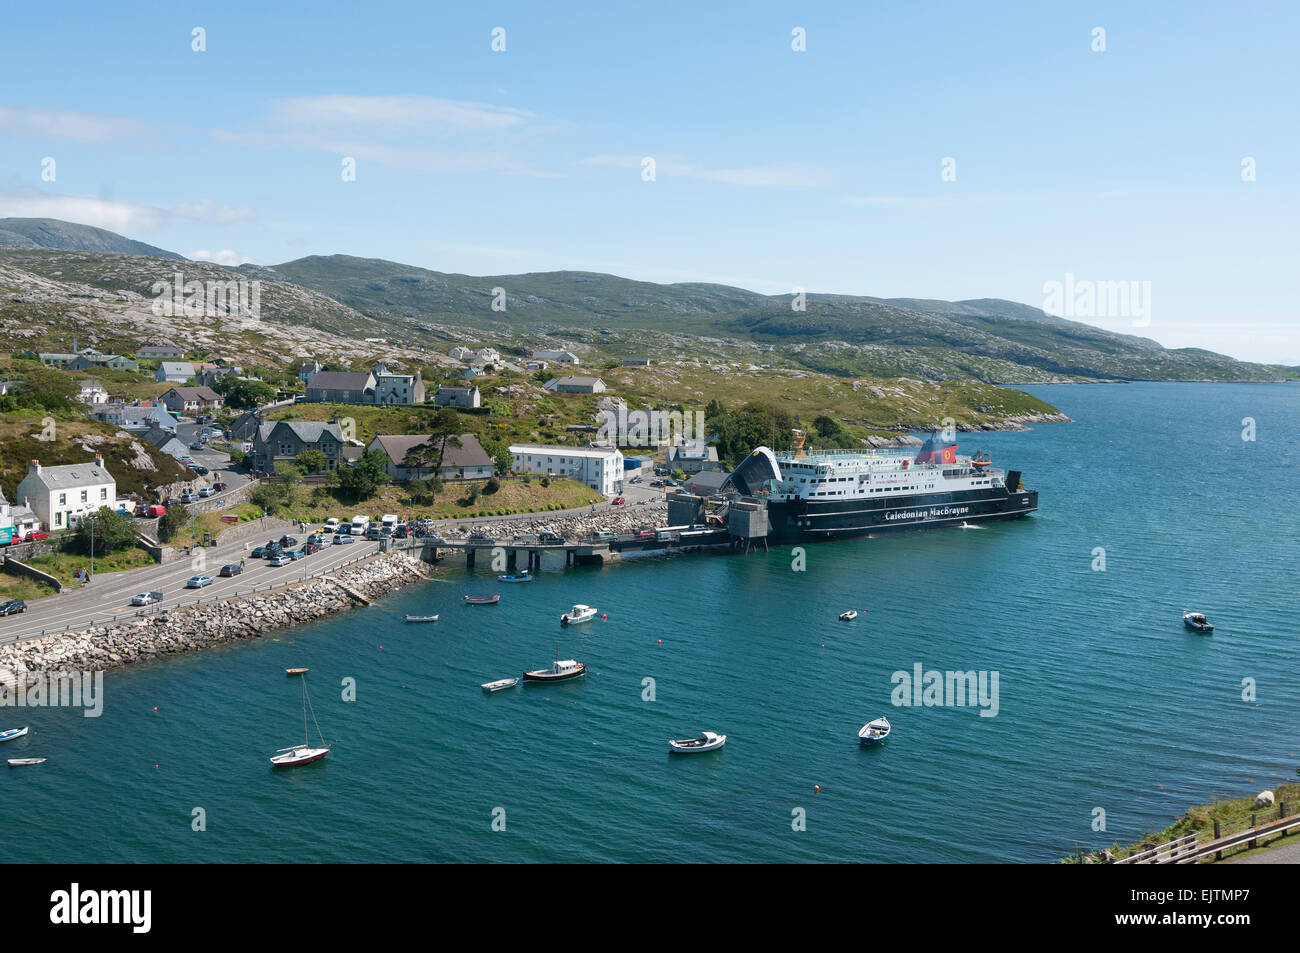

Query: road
left=0, top=528, right=385, bottom=643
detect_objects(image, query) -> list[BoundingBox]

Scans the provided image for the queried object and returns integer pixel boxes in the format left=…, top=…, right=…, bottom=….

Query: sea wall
left=445, top=502, right=670, bottom=540
left=0, top=552, right=429, bottom=679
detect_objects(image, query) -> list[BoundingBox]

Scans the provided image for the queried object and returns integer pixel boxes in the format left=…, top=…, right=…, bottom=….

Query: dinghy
left=404, top=614, right=440, bottom=623
left=497, top=572, right=531, bottom=582
left=668, top=731, right=727, bottom=754
left=285, top=667, right=308, bottom=676
left=7, top=758, right=45, bottom=767
left=0, top=726, right=28, bottom=742
left=481, top=677, right=519, bottom=692
left=858, top=716, right=891, bottom=746
left=464, top=594, right=500, bottom=605
left=839, top=609, right=858, bottom=621
left=1183, top=611, right=1214, bottom=633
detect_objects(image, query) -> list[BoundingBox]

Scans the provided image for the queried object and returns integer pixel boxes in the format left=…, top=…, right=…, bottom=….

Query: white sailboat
left=270, top=675, right=331, bottom=767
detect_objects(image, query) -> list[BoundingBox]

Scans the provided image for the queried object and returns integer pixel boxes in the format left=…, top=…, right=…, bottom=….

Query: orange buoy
left=813, top=784, right=821, bottom=794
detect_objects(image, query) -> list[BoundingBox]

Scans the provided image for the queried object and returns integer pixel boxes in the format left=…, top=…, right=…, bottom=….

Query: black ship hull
left=764, top=485, right=1038, bottom=543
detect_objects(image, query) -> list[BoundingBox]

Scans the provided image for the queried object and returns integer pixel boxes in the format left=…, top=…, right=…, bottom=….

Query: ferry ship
left=721, top=431, right=1037, bottom=543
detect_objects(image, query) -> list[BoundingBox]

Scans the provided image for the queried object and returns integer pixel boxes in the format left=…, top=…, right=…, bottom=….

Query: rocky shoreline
left=444, top=502, right=670, bottom=540
left=0, top=552, right=430, bottom=683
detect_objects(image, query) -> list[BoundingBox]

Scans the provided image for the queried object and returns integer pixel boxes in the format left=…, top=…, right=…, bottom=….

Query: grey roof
left=306, top=371, right=373, bottom=390
left=159, top=361, right=196, bottom=376
left=258, top=420, right=344, bottom=443
left=21, top=459, right=116, bottom=490
left=684, top=470, right=730, bottom=492
left=552, top=376, right=604, bottom=387
left=165, top=386, right=222, bottom=401
left=137, top=345, right=183, bottom=356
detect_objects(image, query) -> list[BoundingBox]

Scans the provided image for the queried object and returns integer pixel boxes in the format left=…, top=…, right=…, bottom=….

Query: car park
left=218, top=564, right=243, bottom=577
left=0, top=599, right=28, bottom=616
left=185, top=575, right=213, bottom=588
left=130, top=591, right=164, bottom=606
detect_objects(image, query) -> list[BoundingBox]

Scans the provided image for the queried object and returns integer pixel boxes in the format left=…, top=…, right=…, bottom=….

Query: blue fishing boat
left=497, top=571, right=531, bottom=582
left=0, top=726, right=28, bottom=743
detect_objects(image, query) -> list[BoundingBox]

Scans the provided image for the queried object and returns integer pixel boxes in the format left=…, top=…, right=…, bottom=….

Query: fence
left=0, top=549, right=388, bottom=646
left=1112, top=799, right=1298, bottom=864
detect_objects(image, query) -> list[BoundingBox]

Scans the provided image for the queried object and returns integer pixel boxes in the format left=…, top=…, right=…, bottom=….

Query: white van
left=351, top=515, right=371, bottom=536
left=381, top=514, right=399, bottom=535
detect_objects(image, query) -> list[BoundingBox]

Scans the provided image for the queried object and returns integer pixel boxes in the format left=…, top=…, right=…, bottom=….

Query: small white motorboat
left=482, top=677, right=520, bottom=693
left=7, top=758, right=45, bottom=767
left=0, top=726, right=29, bottom=742
left=1183, top=611, right=1214, bottom=633
left=858, top=716, right=891, bottom=746
left=668, top=731, right=726, bottom=754
left=839, top=609, right=859, bottom=621
left=561, top=604, right=598, bottom=625
left=404, top=614, right=440, bottom=623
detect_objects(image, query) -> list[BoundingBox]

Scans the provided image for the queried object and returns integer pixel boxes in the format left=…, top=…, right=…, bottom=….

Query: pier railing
left=0, top=549, right=390, bottom=646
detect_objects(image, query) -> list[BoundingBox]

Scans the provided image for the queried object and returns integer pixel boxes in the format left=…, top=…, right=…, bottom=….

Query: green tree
left=250, top=482, right=294, bottom=515
left=332, top=449, right=389, bottom=502
left=274, top=460, right=305, bottom=481
left=480, top=436, right=513, bottom=474
left=296, top=449, right=326, bottom=473
left=73, top=506, right=137, bottom=554
left=221, top=378, right=277, bottom=409
left=157, top=504, right=190, bottom=542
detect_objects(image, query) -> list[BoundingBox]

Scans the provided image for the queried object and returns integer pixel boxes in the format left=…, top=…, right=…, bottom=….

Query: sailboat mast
left=302, top=678, right=309, bottom=746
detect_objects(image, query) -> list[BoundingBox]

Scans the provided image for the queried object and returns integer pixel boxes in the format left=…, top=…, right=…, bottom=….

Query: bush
left=483, top=477, right=500, bottom=495
left=72, top=507, right=138, bottom=554
left=157, top=504, right=191, bottom=542
left=540, top=477, right=550, bottom=488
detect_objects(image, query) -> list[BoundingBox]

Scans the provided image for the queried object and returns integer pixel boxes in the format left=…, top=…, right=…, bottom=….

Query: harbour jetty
left=0, top=552, right=428, bottom=681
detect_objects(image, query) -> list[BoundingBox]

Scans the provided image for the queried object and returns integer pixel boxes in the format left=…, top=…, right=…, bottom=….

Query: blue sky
left=2, top=1, right=1297, bottom=363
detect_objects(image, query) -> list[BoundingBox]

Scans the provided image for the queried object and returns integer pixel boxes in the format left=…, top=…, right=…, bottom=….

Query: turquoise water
left=5, top=382, right=1298, bottom=863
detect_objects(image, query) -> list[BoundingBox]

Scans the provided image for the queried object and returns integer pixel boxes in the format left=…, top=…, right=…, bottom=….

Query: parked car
left=218, top=564, right=242, bottom=577
left=285, top=549, right=304, bottom=560
left=467, top=533, right=495, bottom=545
left=0, top=599, right=27, bottom=616
left=180, top=493, right=199, bottom=504
left=190, top=441, right=204, bottom=451
left=190, top=465, right=209, bottom=475
left=334, top=534, right=354, bottom=545
left=629, top=476, right=644, bottom=484
left=139, top=504, right=167, bottom=518
left=612, top=496, right=626, bottom=505
left=185, top=575, right=213, bottom=589
left=393, top=525, right=408, bottom=539
left=590, top=530, right=616, bottom=541
left=538, top=532, right=565, bottom=545
left=180, top=457, right=195, bottom=466
left=250, top=546, right=268, bottom=558
left=324, top=518, right=341, bottom=531
left=267, top=554, right=292, bottom=567
left=424, top=535, right=447, bottom=545
left=635, top=529, right=655, bottom=539
left=130, top=591, right=163, bottom=606
left=211, top=481, right=227, bottom=492
left=303, top=542, right=323, bottom=555
left=279, top=535, right=298, bottom=548
left=198, top=486, right=216, bottom=498
left=163, top=498, right=183, bottom=507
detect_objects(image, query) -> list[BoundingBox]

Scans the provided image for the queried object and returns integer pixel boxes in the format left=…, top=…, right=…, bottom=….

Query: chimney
left=29, top=460, right=40, bottom=476
left=94, top=453, right=105, bottom=468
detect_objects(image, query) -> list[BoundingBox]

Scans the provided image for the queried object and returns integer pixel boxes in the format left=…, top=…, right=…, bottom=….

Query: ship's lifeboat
left=971, top=452, right=992, bottom=469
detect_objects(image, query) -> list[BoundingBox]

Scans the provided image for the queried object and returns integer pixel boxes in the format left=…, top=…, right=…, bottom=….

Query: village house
left=14, top=455, right=118, bottom=531
left=303, top=370, right=376, bottom=404
left=196, top=366, right=241, bottom=389
left=77, top=379, right=108, bottom=405
left=666, top=443, right=720, bottom=474
left=545, top=376, right=607, bottom=394
left=365, top=433, right=495, bottom=482
left=509, top=444, right=624, bottom=496
left=530, top=350, right=580, bottom=364
left=448, top=346, right=473, bottom=361
left=432, top=384, right=481, bottom=408
left=155, top=361, right=197, bottom=383
left=372, top=363, right=426, bottom=406
left=87, top=402, right=178, bottom=431
left=250, top=420, right=347, bottom=472
left=159, top=386, right=225, bottom=414
left=525, top=359, right=549, bottom=371
left=298, top=361, right=322, bottom=384
left=141, top=425, right=190, bottom=460
left=474, top=347, right=500, bottom=365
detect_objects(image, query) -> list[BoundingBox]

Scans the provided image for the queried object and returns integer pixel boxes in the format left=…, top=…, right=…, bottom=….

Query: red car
left=612, top=496, right=626, bottom=505
left=303, top=542, right=323, bottom=555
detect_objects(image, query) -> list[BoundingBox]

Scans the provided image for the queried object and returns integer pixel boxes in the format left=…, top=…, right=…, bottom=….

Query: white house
left=448, top=346, right=473, bottom=361
left=14, top=455, right=118, bottom=532
left=155, top=361, right=196, bottom=383
left=474, top=347, right=500, bottom=365
left=77, top=379, right=109, bottom=404
left=509, top=444, right=624, bottom=496
left=433, top=384, right=480, bottom=408
left=545, top=376, right=607, bottom=394
left=531, top=350, right=579, bottom=364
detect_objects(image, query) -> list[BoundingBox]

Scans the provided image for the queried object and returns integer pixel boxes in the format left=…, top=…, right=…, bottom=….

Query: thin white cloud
left=0, top=189, right=257, bottom=233
left=270, top=95, right=534, bottom=132
left=0, top=105, right=156, bottom=143
left=188, top=249, right=258, bottom=266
